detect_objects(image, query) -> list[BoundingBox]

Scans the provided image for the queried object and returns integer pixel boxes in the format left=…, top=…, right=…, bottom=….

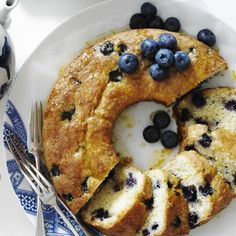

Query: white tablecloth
left=0, top=0, right=235, bottom=235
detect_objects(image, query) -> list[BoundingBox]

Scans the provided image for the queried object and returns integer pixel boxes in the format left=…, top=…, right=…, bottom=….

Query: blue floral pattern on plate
left=3, top=100, right=95, bottom=236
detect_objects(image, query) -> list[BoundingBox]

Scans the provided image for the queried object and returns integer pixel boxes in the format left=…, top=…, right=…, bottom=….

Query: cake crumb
left=232, top=70, right=236, bottom=81
left=119, top=113, right=134, bottom=128
left=139, top=142, right=146, bottom=148
left=150, top=148, right=173, bottom=169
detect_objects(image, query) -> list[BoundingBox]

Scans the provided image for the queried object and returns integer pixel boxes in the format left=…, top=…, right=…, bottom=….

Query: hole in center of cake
left=112, top=101, right=179, bottom=170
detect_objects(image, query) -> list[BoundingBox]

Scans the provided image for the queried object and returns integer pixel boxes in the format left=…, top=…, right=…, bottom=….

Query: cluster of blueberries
left=143, top=110, right=178, bottom=149
left=118, top=2, right=217, bottom=80
left=118, top=33, right=191, bottom=81
left=143, top=34, right=191, bottom=80
left=129, top=2, right=181, bottom=32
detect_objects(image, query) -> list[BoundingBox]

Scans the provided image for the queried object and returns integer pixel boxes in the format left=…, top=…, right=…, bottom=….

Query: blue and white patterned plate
left=3, top=0, right=236, bottom=235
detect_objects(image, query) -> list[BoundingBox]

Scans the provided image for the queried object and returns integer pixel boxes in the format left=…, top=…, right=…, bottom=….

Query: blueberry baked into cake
left=82, top=161, right=152, bottom=236
left=180, top=124, right=236, bottom=197
left=164, top=151, right=232, bottom=228
left=136, top=169, right=190, bottom=236
left=42, top=1, right=233, bottom=235
left=174, top=87, right=236, bottom=196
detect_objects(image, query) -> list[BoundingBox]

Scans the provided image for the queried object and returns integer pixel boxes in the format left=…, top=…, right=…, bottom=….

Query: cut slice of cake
left=164, top=151, right=232, bottom=229
left=82, top=163, right=152, bottom=236
left=174, top=87, right=236, bottom=141
left=136, top=169, right=190, bottom=236
left=180, top=124, right=236, bottom=197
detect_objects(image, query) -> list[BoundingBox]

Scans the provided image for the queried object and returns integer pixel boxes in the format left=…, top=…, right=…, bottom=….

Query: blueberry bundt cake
left=180, top=124, right=236, bottom=197
left=136, top=169, right=189, bottom=236
left=164, top=151, right=232, bottom=228
left=81, top=162, right=152, bottom=236
left=43, top=29, right=227, bottom=214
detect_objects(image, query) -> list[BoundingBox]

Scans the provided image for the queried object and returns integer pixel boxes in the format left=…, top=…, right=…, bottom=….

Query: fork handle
left=53, top=203, right=85, bottom=236
left=35, top=200, right=45, bottom=236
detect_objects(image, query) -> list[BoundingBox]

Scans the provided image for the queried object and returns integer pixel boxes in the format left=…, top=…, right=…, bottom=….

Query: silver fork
left=27, top=101, right=45, bottom=236
left=7, top=133, right=91, bottom=236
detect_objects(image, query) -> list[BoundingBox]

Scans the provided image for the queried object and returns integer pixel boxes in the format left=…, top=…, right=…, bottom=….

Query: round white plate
left=3, top=0, right=236, bottom=235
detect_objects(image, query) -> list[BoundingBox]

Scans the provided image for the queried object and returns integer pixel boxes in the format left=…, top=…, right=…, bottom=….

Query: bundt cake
left=43, top=29, right=227, bottom=214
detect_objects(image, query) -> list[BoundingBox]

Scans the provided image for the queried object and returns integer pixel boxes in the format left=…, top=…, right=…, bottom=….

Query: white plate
left=3, top=0, right=236, bottom=235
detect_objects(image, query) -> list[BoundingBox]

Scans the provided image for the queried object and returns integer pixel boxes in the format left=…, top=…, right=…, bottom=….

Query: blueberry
left=180, top=185, right=197, bottom=202
left=119, top=53, right=139, bottom=74
left=164, top=17, right=181, bottom=32
left=61, top=105, right=76, bottom=121
left=189, top=212, right=199, bottom=229
left=155, top=49, right=174, bottom=68
left=142, top=229, right=150, bottom=236
left=145, top=197, right=154, bottom=210
left=143, top=125, right=161, bottom=143
left=184, top=144, right=196, bottom=151
left=126, top=172, right=137, bottom=188
left=113, top=183, right=121, bottom=192
left=152, top=222, right=159, bottom=230
left=62, top=193, right=73, bottom=201
left=129, top=13, right=149, bottom=29
left=92, top=208, right=110, bottom=221
left=180, top=108, right=192, bottom=122
left=199, top=183, right=214, bottom=196
left=158, top=33, right=177, bottom=50
left=81, top=176, right=89, bottom=192
left=141, top=39, right=159, bottom=60
left=50, top=165, right=60, bottom=176
left=149, top=16, right=164, bottom=29
left=191, top=92, right=206, bottom=107
left=174, top=51, right=191, bottom=72
left=149, top=64, right=169, bottom=81
left=141, top=2, right=157, bottom=20
left=194, top=117, right=208, bottom=125
left=160, top=130, right=178, bottom=149
left=172, top=216, right=182, bottom=228
left=154, top=180, right=161, bottom=189
left=199, top=133, right=212, bottom=148
left=224, top=100, right=236, bottom=111
left=109, top=69, right=123, bottom=82
left=167, top=181, right=173, bottom=188
left=153, top=110, right=171, bottom=129
left=197, top=29, right=216, bottom=47
left=117, top=44, right=127, bottom=56
left=100, top=41, right=114, bottom=55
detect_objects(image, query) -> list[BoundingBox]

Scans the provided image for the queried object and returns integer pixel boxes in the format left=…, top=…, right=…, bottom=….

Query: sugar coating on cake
left=164, top=151, right=232, bottom=228
left=136, top=169, right=190, bottom=236
left=181, top=124, right=236, bottom=197
left=43, top=29, right=227, bottom=214
left=82, top=163, right=152, bottom=236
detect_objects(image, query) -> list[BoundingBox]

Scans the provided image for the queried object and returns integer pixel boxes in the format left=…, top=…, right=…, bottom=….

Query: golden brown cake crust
left=43, top=29, right=227, bottom=214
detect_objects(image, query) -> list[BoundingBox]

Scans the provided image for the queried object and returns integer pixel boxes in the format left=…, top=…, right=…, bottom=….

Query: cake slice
left=136, top=169, right=190, bottom=236
left=164, top=151, right=232, bottom=229
left=82, top=163, right=152, bottom=236
left=180, top=124, right=236, bottom=197
left=174, top=87, right=236, bottom=141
